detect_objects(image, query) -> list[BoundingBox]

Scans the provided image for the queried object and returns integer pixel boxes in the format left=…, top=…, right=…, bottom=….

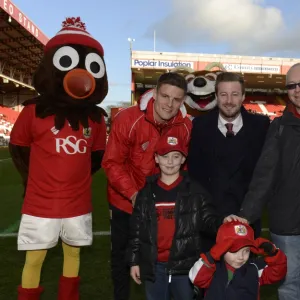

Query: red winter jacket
left=189, top=249, right=287, bottom=300
left=102, top=97, right=192, bottom=214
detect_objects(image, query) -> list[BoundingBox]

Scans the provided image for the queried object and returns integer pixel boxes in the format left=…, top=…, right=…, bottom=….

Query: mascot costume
left=9, top=17, right=108, bottom=300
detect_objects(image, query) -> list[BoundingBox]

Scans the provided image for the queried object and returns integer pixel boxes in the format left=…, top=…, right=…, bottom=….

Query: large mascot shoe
left=17, top=286, right=44, bottom=300
left=57, top=276, right=80, bottom=300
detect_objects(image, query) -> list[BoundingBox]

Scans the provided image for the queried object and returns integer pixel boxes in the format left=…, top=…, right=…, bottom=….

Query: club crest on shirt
left=83, top=127, right=92, bottom=139
left=167, top=137, right=178, bottom=146
left=141, top=141, right=149, bottom=151
left=51, top=126, right=59, bottom=135
left=234, top=225, right=247, bottom=236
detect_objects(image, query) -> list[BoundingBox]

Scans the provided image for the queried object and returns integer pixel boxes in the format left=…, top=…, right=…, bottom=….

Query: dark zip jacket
left=127, top=171, right=223, bottom=281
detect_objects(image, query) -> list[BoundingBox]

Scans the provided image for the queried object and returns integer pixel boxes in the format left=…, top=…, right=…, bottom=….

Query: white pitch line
left=0, top=230, right=111, bottom=238
left=0, top=228, right=270, bottom=238
left=0, top=158, right=11, bottom=162
left=93, top=231, right=111, bottom=236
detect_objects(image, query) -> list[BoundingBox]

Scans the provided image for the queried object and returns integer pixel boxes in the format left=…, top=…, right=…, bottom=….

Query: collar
left=218, top=112, right=243, bottom=130
left=287, top=102, right=300, bottom=119
left=157, top=175, right=183, bottom=190
left=225, top=262, right=236, bottom=273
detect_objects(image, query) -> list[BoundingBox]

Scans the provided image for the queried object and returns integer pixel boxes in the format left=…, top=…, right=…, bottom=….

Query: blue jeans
left=271, top=232, right=300, bottom=300
left=145, top=262, right=194, bottom=300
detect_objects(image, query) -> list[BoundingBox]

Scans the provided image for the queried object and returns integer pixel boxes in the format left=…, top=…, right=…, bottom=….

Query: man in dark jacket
left=239, top=62, right=300, bottom=300
left=128, top=130, right=246, bottom=300
left=188, top=72, right=269, bottom=251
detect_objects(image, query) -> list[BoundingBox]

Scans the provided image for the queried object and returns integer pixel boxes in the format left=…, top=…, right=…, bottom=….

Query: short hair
left=215, top=72, right=245, bottom=95
left=286, top=63, right=300, bottom=84
left=156, top=72, right=187, bottom=94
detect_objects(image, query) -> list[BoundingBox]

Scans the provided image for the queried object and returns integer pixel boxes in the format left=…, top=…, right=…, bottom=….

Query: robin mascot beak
left=63, top=68, right=96, bottom=99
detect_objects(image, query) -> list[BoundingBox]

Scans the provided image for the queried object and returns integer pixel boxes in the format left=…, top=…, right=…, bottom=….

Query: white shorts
left=18, top=213, right=93, bottom=251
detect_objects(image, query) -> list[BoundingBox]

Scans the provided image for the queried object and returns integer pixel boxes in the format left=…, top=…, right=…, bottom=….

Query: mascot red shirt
left=9, top=17, right=108, bottom=300
left=11, top=106, right=105, bottom=218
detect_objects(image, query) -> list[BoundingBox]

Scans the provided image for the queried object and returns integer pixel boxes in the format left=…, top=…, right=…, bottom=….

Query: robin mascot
left=9, top=17, right=108, bottom=300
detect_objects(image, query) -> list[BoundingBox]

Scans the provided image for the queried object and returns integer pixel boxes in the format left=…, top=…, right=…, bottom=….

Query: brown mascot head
left=26, top=17, right=108, bottom=131
left=185, top=70, right=222, bottom=117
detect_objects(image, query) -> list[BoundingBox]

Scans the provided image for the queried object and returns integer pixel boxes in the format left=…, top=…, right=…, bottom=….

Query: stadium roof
left=131, top=51, right=299, bottom=91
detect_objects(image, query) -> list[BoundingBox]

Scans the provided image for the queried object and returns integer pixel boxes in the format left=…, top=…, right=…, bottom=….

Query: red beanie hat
left=44, top=17, right=104, bottom=56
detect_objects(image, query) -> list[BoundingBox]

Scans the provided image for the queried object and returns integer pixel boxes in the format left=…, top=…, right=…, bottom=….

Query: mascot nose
left=193, top=77, right=207, bottom=88
left=63, top=69, right=96, bottom=99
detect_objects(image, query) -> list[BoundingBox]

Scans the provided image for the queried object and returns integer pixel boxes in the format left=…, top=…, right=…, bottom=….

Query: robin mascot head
left=25, top=17, right=108, bottom=130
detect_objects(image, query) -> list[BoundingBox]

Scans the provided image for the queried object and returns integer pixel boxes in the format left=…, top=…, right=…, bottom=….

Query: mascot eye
left=53, top=46, right=79, bottom=71
left=185, top=74, right=195, bottom=83
left=85, top=53, right=105, bottom=78
left=206, top=73, right=217, bottom=81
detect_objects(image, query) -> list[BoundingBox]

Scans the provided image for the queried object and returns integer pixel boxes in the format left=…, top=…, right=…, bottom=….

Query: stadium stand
left=0, top=1, right=48, bottom=145
left=244, top=94, right=286, bottom=120
left=0, top=107, right=18, bottom=145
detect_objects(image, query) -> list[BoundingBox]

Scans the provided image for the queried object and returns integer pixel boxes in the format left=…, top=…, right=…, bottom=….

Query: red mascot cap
left=44, top=17, right=104, bottom=56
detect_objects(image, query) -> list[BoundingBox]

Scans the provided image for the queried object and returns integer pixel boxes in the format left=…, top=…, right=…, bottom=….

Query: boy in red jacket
left=189, top=221, right=287, bottom=300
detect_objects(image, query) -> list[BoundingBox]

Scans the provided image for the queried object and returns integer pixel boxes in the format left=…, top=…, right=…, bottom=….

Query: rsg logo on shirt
left=55, top=136, right=87, bottom=155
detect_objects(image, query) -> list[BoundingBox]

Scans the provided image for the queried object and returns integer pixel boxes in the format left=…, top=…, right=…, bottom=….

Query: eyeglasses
left=286, top=83, right=300, bottom=90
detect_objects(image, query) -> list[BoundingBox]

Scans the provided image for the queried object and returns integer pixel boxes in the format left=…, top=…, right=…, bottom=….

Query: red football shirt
left=155, top=176, right=182, bottom=262
left=10, top=104, right=107, bottom=218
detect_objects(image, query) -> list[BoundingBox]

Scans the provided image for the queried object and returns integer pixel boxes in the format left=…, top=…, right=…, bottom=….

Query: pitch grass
left=0, top=148, right=278, bottom=299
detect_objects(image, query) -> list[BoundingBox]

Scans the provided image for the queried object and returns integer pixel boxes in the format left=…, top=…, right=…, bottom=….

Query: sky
left=11, top=0, right=300, bottom=108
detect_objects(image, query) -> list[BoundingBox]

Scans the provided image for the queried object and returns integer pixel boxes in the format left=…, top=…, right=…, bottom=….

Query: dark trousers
left=110, top=204, right=131, bottom=300
left=145, top=262, right=194, bottom=300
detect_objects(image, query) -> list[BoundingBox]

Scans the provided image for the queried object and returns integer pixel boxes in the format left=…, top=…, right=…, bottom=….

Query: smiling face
left=286, top=65, right=300, bottom=110
left=216, top=81, right=244, bottom=121
left=33, top=44, right=108, bottom=106
left=153, top=83, right=185, bottom=123
left=155, top=151, right=186, bottom=176
left=184, top=72, right=220, bottom=113
left=224, top=247, right=250, bottom=269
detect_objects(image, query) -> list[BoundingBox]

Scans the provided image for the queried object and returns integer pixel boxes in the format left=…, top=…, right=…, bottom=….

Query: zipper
left=150, top=182, right=158, bottom=277
left=225, top=267, right=235, bottom=298
left=168, top=270, right=172, bottom=283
